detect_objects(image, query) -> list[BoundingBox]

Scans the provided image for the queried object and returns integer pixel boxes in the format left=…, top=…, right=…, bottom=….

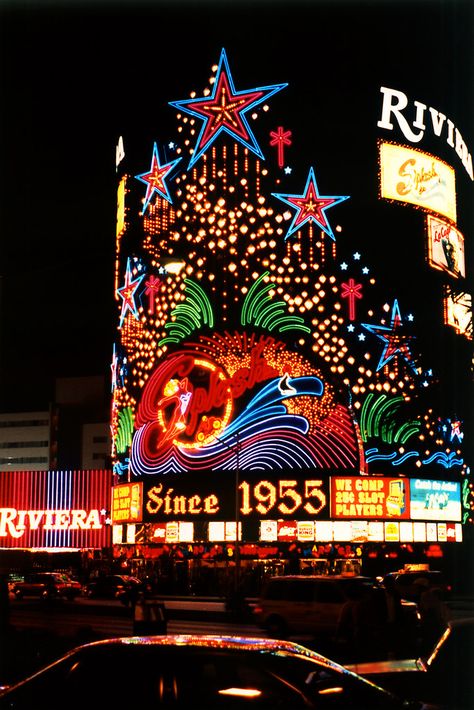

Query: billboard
left=379, top=142, right=457, bottom=222
left=111, top=482, right=143, bottom=524
left=0, top=470, right=112, bottom=549
left=409, top=479, right=462, bottom=521
left=426, top=215, right=465, bottom=278
left=443, top=288, right=472, bottom=338
left=330, top=476, right=410, bottom=519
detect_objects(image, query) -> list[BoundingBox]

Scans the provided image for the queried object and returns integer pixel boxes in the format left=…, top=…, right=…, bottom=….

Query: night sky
left=0, top=0, right=472, bottom=413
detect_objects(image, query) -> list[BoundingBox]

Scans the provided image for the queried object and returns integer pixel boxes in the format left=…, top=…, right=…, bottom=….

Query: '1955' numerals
left=239, top=480, right=326, bottom=516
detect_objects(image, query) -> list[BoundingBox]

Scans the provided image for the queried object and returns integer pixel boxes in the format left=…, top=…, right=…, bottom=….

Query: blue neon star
left=362, top=300, right=417, bottom=372
left=169, top=49, right=287, bottom=169
left=272, top=167, right=349, bottom=241
left=135, top=142, right=181, bottom=213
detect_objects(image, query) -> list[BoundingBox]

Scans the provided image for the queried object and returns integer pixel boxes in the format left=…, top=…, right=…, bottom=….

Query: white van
left=253, top=574, right=376, bottom=639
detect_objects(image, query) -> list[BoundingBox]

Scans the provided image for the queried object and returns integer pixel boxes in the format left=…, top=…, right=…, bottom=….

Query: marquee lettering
left=378, top=86, right=473, bottom=181
left=146, top=484, right=219, bottom=516
left=0, top=508, right=103, bottom=538
left=144, top=479, right=327, bottom=521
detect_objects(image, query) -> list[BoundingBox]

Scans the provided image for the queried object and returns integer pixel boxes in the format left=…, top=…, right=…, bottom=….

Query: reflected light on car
left=425, top=625, right=451, bottom=669
left=318, top=687, right=344, bottom=695
left=218, top=688, right=262, bottom=698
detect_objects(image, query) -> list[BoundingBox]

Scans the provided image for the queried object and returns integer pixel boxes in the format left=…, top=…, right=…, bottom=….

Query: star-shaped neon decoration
left=169, top=48, right=287, bottom=169
left=272, top=167, right=349, bottom=241
left=362, top=299, right=417, bottom=372
left=117, top=258, right=145, bottom=327
left=135, top=142, right=181, bottom=213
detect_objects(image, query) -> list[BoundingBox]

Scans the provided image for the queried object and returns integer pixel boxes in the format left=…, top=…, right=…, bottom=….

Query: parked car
left=82, top=574, right=142, bottom=602
left=0, top=634, right=433, bottom=709
left=381, top=569, right=451, bottom=602
left=346, top=618, right=474, bottom=710
left=11, top=572, right=81, bottom=600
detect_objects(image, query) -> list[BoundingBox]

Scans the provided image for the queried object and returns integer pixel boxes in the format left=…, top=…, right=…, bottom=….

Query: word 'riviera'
left=0, top=508, right=102, bottom=537
left=378, top=86, right=473, bottom=181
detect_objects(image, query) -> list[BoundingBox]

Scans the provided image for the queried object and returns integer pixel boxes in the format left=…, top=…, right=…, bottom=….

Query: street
left=2, top=593, right=473, bottom=687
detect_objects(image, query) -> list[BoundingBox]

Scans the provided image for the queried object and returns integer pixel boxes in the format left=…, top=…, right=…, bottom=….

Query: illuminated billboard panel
left=379, top=142, right=456, bottom=222
left=111, top=482, right=143, bottom=524
left=409, top=479, right=461, bottom=521
left=443, top=288, right=472, bottom=338
left=330, top=476, right=410, bottom=519
left=426, top=215, right=465, bottom=278
left=0, top=470, right=112, bottom=549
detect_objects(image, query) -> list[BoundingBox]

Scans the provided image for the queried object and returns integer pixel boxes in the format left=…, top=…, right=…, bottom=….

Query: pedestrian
left=417, top=581, right=450, bottom=654
left=383, top=575, right=404, bottom=658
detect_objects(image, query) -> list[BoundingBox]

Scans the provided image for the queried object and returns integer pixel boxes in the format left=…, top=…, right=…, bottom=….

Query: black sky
left=0, top=0, right=472, bottom=411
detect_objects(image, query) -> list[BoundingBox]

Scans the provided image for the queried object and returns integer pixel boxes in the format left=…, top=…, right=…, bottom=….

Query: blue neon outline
left=272, top=167, right=349, bottom=241
left=169, top=48, right=287, bottom=169
left=362, top=299, right=417, bottom=372
left=117, top=258, right=145, bottom=327
left=135, top=142, right=182, bottom=212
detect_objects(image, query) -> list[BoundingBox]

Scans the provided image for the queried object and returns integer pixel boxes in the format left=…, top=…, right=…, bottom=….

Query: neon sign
left=377, top=86, right=473, bottom=180
left=0, top=508, right=103, bottom=539
left=143, top=474, right=328, bottom=522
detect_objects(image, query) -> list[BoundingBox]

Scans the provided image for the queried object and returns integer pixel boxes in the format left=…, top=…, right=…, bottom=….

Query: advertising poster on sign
left=111, top=482, right=143, bottom=523
left=427, top=215, right=465, bottom=278
left=379, top=142, right=457, bottom=222
left=443, top=288, right=473, bottom=338
left=409, top=479, right=462, bottom=521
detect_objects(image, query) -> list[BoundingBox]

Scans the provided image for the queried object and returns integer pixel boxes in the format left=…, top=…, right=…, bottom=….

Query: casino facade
left=4, top=49, right=469, bottom=592
left=107, top=49, right=472, bottom=592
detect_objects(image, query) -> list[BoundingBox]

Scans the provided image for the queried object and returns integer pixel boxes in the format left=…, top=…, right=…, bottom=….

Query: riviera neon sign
left=0, top=508, right=103, bottom=539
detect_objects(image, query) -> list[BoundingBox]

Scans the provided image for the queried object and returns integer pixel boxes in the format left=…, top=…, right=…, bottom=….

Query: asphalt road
left=2, top=594, right=473, bottom=686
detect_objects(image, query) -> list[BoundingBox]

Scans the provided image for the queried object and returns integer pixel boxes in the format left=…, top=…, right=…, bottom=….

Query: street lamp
left=212, top=432, right=241, bottom=591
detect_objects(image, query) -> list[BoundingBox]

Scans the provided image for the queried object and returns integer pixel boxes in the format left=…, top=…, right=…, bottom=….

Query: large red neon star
left=117, top=259, right=145, bottom=327
left=272, top=167, right=349, bottom=240
left=135, top=142, right=181, bottom=213
left=169, top=49, right=286, bottom=168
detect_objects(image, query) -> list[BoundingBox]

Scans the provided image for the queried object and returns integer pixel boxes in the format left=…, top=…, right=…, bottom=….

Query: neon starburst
left=169, top=48, right=287, bottom=169
left=272, top=167, right=349, bottom=241
left=135, top=142, right=181, bottom=213
left=362, top=300, right=417, bottom=372
left=117, top=258, right=145, bottom=327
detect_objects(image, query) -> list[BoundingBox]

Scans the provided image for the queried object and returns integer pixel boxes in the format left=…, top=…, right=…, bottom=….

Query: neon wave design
left=130, top=404, right=358, bottom=475
left=364, top=448, right=463, bottom=469
left=391, top=451, right=419, bottom=465
left=221, top=374, right=324, bottom=438
left=422, top=451, right=464, bottom=468
left=364, top=449, right=397, bottom=463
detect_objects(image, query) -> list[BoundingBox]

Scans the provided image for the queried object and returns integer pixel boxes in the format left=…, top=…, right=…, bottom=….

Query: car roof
left=265, top=575, right=374, bottom=581
left=51, top=634, right=365, bottom=673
